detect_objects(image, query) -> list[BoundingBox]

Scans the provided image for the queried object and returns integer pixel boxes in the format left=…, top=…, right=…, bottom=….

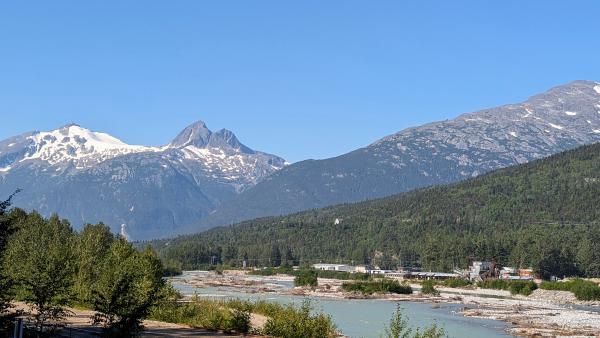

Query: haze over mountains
left=1, top=80, right=600, bottom=240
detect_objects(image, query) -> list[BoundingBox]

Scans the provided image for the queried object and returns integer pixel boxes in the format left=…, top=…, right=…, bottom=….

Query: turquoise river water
left=170, top=272, right=514, bottom=338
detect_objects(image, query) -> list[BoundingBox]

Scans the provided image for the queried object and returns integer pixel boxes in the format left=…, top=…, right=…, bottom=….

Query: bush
left=162, top=259, right=183, bottom=277
left=442, top=278, right=471, bottom=288
left=248, top=267, right=277, bottom=276
left=477, top=279, right=537, bottom=296
left=342, top=279, right=412, bottom=295
left=262, top=300, right=337, bottom=338
left=540, top=279, right=600, bottom=301
left=312, top=270, right=370, bottom=281
left=91, top=242, right=166, bottom=336
left=509, top=281, right=536, bottom=296
left=248, top=266, right=294, bottom=276
left=228, top=308, right=251, bottom=333
left=149, top=297, right=251, bottom=333
left=420, top=280, right=440, bottom=296
left=294, top=270, right=318, bottom=287
left=151, top=298, right=335, bottom=336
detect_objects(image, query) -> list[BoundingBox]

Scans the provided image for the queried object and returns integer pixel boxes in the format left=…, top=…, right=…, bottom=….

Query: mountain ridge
left=0, top=120, right=286, bottom=239
left=193, top=80, right=600, bottom=231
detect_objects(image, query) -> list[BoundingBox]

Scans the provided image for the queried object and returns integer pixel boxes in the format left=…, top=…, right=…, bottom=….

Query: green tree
left=294, top=270, right=318, bottom=287
left=420, top=280, right=440, bottom=296
left=382, top=304, right=413, bottom=338
left=74, top=223, right=115, bottom=303
left=0, top=191, right=20, bottom=317
left=3, top=212, right=75, bottom=331
left=91, top=239, right=165, bottom=336
left=282, top=248, right=295, bottom=268
left=576, top=233, right=600, bottom=277
left=270, top=245, right=282, bottom=267
left=382, top=304, right=445, bottom=338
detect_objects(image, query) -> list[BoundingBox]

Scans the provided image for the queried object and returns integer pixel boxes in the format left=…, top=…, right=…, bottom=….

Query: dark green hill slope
left=155, top=142, right=600, bottom=278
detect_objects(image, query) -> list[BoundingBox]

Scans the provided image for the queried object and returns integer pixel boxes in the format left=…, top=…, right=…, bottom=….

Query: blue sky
left=1, top=1, right=599, bottom=162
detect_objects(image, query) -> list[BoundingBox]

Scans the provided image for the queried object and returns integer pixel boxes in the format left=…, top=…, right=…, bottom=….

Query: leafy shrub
left=262, top=300, right=337, bottom=338
left=442, top=278, right=471, bottom=288
left=149, top=297, right=251, bottom=333
left=226, top=299, right=282, bottom=317
left=342, top=279, right=412, bottom=295
left=248, top=266, right=294, bottom=276
left=509, top=281, right=536, bottom=296
left=420, top=280, right=440, bottom=296
left=312, top=270, right=370, bottom=281
left=248, top=267, right=277, bottom=276
left=540, top=279, right=600, bottom=301
left=383, top=304, right=445, bottom=338
left=477, top=279, right=537, bottom=296
left=161, top=259, right=183, bottom=277
left=227, top=308, right=251, bottom=333
left=151, top=298, right=338, bottom=335
left=91, top=242, right=166, bottom=337
left=294, top=269, right=318, bottom=287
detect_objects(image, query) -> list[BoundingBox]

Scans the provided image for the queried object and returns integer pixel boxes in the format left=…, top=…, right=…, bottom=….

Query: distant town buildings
left=311, top=260, right=534, bottom=282
left=469, top=261, right=534, bottom=281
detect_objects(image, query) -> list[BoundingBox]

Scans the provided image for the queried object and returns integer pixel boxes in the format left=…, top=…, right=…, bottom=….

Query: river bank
left=170, top=270, right=600, bottom=337
left=8, top=302, right=258, bottom=337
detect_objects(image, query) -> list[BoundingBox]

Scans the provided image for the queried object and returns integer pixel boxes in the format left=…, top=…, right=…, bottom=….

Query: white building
left=312, top=263, right=356, bottom=273
left=469, top=261, right=492, bottom=281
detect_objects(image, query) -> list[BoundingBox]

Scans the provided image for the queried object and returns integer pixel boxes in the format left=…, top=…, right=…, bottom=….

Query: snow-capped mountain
left=1, top=124, right=158, bottom=170
left=196, top=80, right=600, bottom=229
left=0, top=121, right=285, bottom=239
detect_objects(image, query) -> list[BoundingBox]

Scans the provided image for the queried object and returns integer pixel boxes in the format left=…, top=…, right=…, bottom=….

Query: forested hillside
left=154, top=142, right=600, bottom=278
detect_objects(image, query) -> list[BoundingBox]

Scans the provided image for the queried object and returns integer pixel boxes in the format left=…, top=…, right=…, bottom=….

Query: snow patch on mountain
left=21, top=124, right=158, bottom=167
left=594, top=85, right=600, bottom=94
left=549, top=123, right=564, bottom=130
left=565, top=111, right=577, bottom=116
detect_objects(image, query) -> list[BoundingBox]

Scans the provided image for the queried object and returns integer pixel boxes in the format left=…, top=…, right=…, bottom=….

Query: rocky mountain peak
left=169, top=120, right=255, bottom=154
left=210, top=129, right=254, bottom=154
left=169, top=120, right=213, bottom=148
